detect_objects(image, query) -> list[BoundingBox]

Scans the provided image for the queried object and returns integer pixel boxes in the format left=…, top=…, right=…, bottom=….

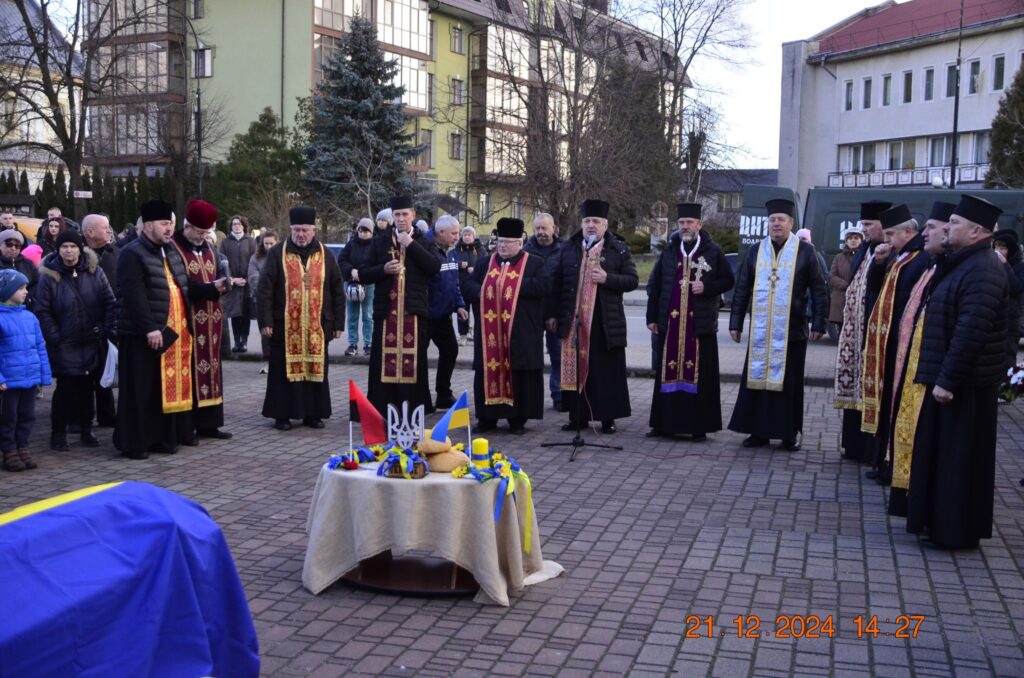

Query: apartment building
left=779, top=0, right=1024, bottom=202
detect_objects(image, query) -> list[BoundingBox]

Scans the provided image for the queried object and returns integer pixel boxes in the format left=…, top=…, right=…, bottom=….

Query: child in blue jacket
left=0, top=269, right=52, bottom=471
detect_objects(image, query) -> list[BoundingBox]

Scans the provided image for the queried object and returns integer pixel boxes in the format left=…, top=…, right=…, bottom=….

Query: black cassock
left=113, top=335, right=194, bottom=455
left=257, top=239, right=345, bottom=422
left=463, top=251, right=548, bottom=425
left=650, top=335, right=721, bottom=435
left=906, top=385, right=998, bottom=548
left=561, top=302, right=632, bottom=424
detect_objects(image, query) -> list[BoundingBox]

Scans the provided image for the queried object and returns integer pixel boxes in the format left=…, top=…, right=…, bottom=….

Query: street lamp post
left=176, top=11, right=203, bottom=198
left=949, top=0, right=965, bottom=189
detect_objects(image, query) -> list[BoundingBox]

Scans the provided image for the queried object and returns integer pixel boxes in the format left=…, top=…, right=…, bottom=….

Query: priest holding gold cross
left=728, top=198, right=827, bottom=451
left=645, top=202, right=734, bottom=440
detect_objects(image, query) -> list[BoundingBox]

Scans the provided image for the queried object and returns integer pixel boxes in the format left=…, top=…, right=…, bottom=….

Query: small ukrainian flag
left=431, top=391, right=470, bottom=441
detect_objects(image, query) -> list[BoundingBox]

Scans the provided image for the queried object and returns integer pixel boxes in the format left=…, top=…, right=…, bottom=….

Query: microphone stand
left=542, top=239, right=622, bottom=461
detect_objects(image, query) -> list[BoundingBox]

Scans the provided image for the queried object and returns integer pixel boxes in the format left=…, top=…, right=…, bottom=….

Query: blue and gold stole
left=745, top=235, right=799, bottom=391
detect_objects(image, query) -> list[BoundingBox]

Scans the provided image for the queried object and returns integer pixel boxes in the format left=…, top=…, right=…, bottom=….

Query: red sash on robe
left=381, top=239, right=417, bottom=384
left=861, top=250, right=920, bottom=433
left=661, top=240, right=708, bottom=393
left=480, top=252, right=529, bottom=405
left=560, top=239, right=604, bottom=391
left=171, top=241, right=223, bottom=407
left=160, top=259, right=193, bottom=414
left=282, top=243, right=326, bottom=382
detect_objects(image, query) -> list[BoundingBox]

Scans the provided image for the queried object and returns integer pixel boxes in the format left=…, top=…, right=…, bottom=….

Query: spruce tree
left=18, top=171, right=29, bottom=196
left=305, top=14, right=421, bottom=221
left=0, top=171, right=10, bottom=194
left=40, top=171, right=56, bottom=213
left=54, top=167, right=68, bottom=215
left=986, top=62, right=1024, bottom=189
left=124, top=172, right=137, bottom=224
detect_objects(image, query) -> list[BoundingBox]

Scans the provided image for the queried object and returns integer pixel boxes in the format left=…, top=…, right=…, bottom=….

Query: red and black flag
left=349, top=380, right=387, bottom=445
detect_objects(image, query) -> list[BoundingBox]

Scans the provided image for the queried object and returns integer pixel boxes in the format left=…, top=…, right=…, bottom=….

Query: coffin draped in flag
left=0, top=482, right=260, bottom=678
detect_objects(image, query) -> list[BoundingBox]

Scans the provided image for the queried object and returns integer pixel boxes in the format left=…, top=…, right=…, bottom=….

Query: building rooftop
left=811, top=0, right=1024, bottom=57
left=700, top=169, right=778, bottom=193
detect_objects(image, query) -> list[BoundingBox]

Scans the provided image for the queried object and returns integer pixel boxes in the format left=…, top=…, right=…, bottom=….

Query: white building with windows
left=779, top=0, right=1024, bottom=201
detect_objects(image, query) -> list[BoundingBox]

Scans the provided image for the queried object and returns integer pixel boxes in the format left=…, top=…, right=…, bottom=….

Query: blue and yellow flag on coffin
left=431, top=390, right=470, bottom=441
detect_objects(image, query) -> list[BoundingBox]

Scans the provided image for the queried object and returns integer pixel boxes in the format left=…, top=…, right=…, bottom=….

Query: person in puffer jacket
left=0, top=269, right=52, bottom=472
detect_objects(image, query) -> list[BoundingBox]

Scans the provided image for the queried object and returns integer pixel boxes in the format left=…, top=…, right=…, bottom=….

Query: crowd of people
left=0, top=191, right=1018, bottom=551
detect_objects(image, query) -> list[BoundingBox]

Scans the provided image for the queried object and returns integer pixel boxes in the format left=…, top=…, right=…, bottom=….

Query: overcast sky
left=691, top=0, right=884, bottom=169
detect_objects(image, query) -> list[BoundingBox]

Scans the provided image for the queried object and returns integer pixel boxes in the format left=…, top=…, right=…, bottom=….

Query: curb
left=224, top=354, right=836, bottom=388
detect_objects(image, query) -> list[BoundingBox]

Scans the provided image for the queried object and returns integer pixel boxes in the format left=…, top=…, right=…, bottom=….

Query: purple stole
left=661, top=238, right=705, bottom=393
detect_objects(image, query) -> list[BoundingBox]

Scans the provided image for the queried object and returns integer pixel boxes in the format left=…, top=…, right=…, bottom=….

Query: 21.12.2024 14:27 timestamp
left=684, top=614, right=927, bottom=640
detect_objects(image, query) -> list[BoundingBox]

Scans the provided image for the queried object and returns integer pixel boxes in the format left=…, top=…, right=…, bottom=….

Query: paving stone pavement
left=3, top=361, right=1024, bottom=677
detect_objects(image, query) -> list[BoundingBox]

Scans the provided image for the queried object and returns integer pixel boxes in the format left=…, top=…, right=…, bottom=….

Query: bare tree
left=0, top=0, right=226, bottom=215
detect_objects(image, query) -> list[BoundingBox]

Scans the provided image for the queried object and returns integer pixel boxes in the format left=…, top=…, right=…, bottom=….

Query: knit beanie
left=0, top=269, right=29, bottom=303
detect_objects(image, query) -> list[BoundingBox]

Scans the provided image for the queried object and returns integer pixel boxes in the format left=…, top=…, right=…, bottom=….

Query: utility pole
left=950, top=0, right=964, bottom=189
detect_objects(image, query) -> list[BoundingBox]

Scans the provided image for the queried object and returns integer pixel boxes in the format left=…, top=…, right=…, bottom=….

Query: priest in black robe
left=547, top=199, right=638, bottom=434
left=835, top=200, right=891, bottom=462
left=114, top=200, right=231, bottom=459
left=360, top=195, right=442, bottom=415
left=728, top=198, right=827, bottom=451
left=258, top=206, right=345, bottom=430
left=859, top=204, right=931, bottom=483
left=907, top=194, right=1008, bottom=549
left=646, top=203, right=734, bottom=440
left=463, top=217, right=549, bottom=434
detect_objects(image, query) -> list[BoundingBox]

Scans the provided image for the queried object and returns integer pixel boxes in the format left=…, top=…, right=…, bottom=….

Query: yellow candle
left=471, top=438, right=491, bottom=469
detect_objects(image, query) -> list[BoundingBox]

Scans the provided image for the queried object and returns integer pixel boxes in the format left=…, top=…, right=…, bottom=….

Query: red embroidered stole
left=171, top=241, right=223, bottom=406
left=480, top=252, right=530, bottom=405
left=661, top=240, right=705, bottom=394
left=381, top=238, right=418, bottom=384
left=282, top=243, right=326, bottom=382
left=160, top=259, right=193, bottom=414
left=560, top=239, right=605, bottom=391
left=861, top=250, right=920, bottom=433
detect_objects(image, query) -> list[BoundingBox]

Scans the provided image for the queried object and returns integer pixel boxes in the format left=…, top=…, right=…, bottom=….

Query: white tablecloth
left=302, top=462, right=563, bottom=606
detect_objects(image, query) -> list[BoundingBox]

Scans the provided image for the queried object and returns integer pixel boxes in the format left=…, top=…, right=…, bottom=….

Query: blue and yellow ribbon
left=376, top=448, right=430, bottom=479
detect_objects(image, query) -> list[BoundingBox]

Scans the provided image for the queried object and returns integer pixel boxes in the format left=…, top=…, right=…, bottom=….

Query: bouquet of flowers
left=1000, top=363, right=1024, bottom=402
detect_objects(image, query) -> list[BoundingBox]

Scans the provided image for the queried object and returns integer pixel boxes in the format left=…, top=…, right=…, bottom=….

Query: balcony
left=827, top=164, right=990, bottom=188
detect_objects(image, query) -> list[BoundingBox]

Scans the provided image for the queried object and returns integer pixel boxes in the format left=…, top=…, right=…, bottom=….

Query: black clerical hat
left=580, top=199, right=610, bottom=220
left=496, top=217, right=524, bottom=239
left=859, top=200, right=892, bottom=221
left=765, top=199, right=795, bottom=218
left=927, top=201, right=956, bottom=223
left=953, top=194, right=1002, bottom=230
left=388, top=195, right=415, bottom=211
left=676, top=203, right=702, bottom=220
left=289, top=206, right=316, bottom=226
left=879, top=204, right=913, bottom=229
left=140, top=200, right=173, bottom=222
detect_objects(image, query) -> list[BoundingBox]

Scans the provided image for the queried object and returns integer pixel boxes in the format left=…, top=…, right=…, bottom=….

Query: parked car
left=721, top=252, right=739, bottom=309
left=324, top=243, right=345, bottom=261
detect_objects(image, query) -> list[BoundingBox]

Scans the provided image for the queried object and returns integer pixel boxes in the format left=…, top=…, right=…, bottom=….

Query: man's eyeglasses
left=2, top=240, right=23, bottom=249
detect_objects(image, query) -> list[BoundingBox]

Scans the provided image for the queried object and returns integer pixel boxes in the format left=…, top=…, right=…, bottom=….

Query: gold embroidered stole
left=381, top=239, right=418, bottom=384
left=282, top=243, right=326, bottom=382
left=171, top=241, right=223, bottom=407
left=889, top=266, right=934, bottom=489
left=745, top=236, right=798, bottom=391
left=160, top=259, right=193, bottom=414
left=834, top=256, right=871, bottom=408
left=560, top=239, right=605, bottom=391
left=861, top=250, right=921, bottom=433
left=480, top=253, right=530, bottom=405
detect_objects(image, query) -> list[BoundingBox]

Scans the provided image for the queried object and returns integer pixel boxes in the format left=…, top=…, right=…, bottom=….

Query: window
left=636, top=41, right=647, bottom=61
left=946, top=63, right=957, bottom=97
left=495, top=0, right=511, bottom=12
left=377, top=0, right=429, bottom=54
left=902, top=71, right=913, bottom=103
left=844, top=80, right=853, bottom=111
left=428, top=19, right=435, bottom=58
left=973, top=131, right=990, bottom=164
left=849, top=144, right=876, bottom=173
left=512, top=196, right=522, bottom=220
left=862, top=77, right=872, bottom=109
left=450, top=76, right=465, bottom=105
left=924, top=67, right=934, bottom=100
left=929, top=136, right=952, bottom=166
left=390, top=52, right=429, bottom=110
left=314, top=33, right=341, bottom=85
left=968, top=59, right=980, bottom=94
left=413, top=129, right=432, bottom=168
left=315, top=0, right=357, bottom=31
left=193, top=46, right=212, bottom=78
left=887, top=139, right=915, bottom=170
left=993, top=55, right=1005, bottom=91
left=882, top=74, right=891, bottom=106
left=451, top=25, right=464, bottom=54
left=717, top=193, right=741, bottom=210
left=191, top=0, right=203, bottom=19
left=478, top=192, right=491, bottom=224
left=449, top=132, right=464, bottom=160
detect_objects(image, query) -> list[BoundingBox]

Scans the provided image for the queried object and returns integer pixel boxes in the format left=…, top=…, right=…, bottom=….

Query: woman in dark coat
left=37, top=216, right=66, bottom=258
left=247, top=229, right=279, bottom=373
left=827, top=228, right=862, bottom=327
left=338, top=219, right=377, bottom=356
left=34, top=230, right=116, bottom=450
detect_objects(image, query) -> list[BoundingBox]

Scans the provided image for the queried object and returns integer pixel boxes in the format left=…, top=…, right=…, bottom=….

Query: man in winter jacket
left=907, top=194, right=1008, bottom=549
left=524, top=212, right=563, bottom=411
left=427, top=215, right=469, bottom=409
